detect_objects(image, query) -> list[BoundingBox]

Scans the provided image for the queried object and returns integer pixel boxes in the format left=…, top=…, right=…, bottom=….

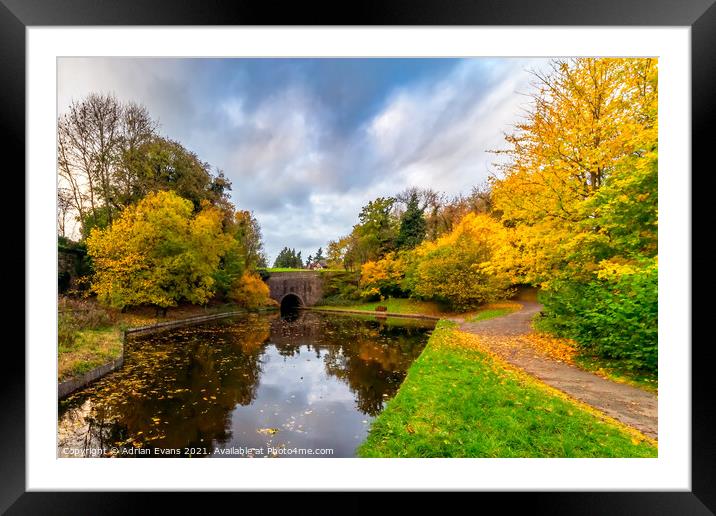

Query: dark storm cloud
left=58, top=57, right=547, bottom=262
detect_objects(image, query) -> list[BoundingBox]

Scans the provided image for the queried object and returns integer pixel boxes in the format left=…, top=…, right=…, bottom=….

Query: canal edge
left=302, top=306, right=442, bottom=320
left=58, top=308, right=278, bottom=399
left=58, top=330, right=126, bottom=399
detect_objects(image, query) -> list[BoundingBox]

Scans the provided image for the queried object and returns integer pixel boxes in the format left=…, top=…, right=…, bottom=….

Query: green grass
left=358, top=321, right=657, bottom=458
left=466, top=308, right=513, bottom=322
left=316, top=297, right=447, bottom=316
left=58, top=327, right=123, bottom=381
left=316, top=298, right=521, bottom=322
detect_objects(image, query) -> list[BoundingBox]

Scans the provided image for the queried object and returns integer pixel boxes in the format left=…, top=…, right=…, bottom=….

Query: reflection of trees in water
left=270, top=312, right=430, bottom=416
left=57, top=311, right=431, bottom=456
left=58, top=315, right=271, bottom=456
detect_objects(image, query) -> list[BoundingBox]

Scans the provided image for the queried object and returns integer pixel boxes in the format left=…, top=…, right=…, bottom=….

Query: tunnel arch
left=280, top=293, right=304, bottom=313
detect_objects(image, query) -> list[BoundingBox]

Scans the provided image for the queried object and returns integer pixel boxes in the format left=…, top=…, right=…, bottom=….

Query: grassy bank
left=317, top=297, right=446, bottom=316
left=58, top=298, right=270, bottom=382
left=316, top=297, right=521, bottom=319
left=465, top=307, right=514, bottom=322
left=358, top=321, right=657, bottom=458
left=58, top=327, right=123, bottom=381
left=573, top=355, right=658, bottom=393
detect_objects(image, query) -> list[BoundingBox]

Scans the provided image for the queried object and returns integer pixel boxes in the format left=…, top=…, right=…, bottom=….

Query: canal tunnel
left=280, top=293, right=304, bottom=316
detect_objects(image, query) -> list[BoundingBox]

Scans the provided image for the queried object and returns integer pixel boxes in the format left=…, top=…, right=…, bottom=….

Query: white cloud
left=56, top=57, right=549, bottom=264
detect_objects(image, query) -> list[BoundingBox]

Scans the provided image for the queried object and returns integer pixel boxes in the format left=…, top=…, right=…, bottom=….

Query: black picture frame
left=4, top=0, right=713, bottom=512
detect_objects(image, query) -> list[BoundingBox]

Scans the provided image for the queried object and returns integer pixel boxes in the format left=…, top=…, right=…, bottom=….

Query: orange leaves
left=228, top=271, right=274, bottom=309
left=524, top=333, right=578, bottom=364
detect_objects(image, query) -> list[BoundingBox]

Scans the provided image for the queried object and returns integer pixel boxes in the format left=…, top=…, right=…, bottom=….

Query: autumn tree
left=490, top=58, right=658, bottom=284
left=326, top=236, right=352, bottom=270
left=117, top=136, right=232, bottom=214
left=228, top=271, right=275, bottom=310
left=410, top=213, right=513, bottom=310
left=359, top=252, right=406, bottom=300
left=86, top=191, right=231, bottom=312
left=58, top=93, right=156, bottom=231
left=58, top=93, right=232, bottom=239
left=353, top=197, right=399, bottom=262
left=213, top=209, right=268, bottom=296
left=490, top=58, right=658, bottom=371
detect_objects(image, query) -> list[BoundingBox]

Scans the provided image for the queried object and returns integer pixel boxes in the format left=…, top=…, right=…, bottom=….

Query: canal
left=58, top=310, right=434, bottom=458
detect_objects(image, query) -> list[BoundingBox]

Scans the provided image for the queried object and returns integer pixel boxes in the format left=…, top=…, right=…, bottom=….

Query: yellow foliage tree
left=490, top=58, right=658, bottom=285
left=359, top=252, right=405, bottom=299
left=228, top=271, right=275, bottom=310
left=86, top=191, right=232, bottom=310
left=410, top=213, right=513, bottom=310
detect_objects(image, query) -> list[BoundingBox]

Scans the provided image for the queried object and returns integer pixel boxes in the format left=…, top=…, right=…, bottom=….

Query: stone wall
left=265, top=271, right=324, bottom=306
left=58, top=247, right=86, bottom=293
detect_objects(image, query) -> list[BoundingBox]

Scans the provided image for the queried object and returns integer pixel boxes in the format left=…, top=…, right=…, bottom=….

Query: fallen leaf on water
left=257, top=427, right=279, bottom=435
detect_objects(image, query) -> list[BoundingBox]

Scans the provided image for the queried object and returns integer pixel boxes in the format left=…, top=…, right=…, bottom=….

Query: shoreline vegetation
left=57, top=57, right=659, bottom=458
left=310, top=295, right=656, bottom=391
left=358, top=320, right=657, bottom=458
left=312, top=297, right=522, bottom=321
left=57, top=299, right=274, bottom=382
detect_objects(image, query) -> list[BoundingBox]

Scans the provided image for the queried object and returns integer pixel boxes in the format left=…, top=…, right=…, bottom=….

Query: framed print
left=4, top=0, right=714, bottom=512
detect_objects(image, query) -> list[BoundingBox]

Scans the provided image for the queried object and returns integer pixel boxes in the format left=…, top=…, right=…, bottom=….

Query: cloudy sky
left=58, top=58, right=548, bottom=263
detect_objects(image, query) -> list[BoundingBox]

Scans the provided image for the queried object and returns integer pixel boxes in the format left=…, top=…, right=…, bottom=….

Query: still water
left=58, top=310, right=433, bottom=458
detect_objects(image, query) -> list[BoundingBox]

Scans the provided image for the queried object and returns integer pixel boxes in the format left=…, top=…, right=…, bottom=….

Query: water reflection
left=58, top=311, right=433, bottom=457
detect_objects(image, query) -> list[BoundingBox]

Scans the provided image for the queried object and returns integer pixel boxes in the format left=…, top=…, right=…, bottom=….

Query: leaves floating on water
left=57, top=312, right=432, bottom=456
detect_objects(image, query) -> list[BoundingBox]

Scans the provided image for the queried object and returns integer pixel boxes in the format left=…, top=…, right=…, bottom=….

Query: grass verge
left=58, top=299, right=270, bottom=382
left=316, top=298, right=522, bottom=320
left=316, top=297, right=450, bottom=316
left=466, top=307, right=514, bottom=322
left=58, top=327, right=123, bottom=381
left=358, top=320, right=657, bottom=458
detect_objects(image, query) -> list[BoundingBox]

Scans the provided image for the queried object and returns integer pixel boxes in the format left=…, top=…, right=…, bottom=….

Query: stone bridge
left=265, top=271, right=324, bottom=309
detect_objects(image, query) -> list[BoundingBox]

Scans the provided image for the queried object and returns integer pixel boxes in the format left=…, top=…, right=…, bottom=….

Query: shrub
left=318, top=270, right=362, bottom=302
left=536, top=258, right=657, bottom=372
left=411, top=213, right=513, bottom=311
left=229, top=271, right=275, bottom=310
left=360, top=252, right=406, bottom=299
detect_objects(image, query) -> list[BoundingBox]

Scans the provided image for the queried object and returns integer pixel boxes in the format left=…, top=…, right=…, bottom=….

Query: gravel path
left=459, top=301, right=658, bottom=439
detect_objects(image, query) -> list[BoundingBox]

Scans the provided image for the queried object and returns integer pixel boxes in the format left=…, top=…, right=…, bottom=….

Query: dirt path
left=459, top=301, right=658, bottom=440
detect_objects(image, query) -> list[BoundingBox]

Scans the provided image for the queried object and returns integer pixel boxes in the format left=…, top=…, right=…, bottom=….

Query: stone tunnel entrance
left=280, top=293, right=304, bottom=318
left=265, top=271, right=324, bottom=308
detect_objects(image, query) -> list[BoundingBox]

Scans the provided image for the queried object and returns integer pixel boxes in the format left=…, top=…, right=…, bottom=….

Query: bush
left=536, top=259, right=657, bottom=372
left=410, top=214, right=513, bottom=311
left=360, top=252, right=406, bottom=299
left=318, top=270, right=362, bottom=302
left=229, top=271, right=275, bottom=310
